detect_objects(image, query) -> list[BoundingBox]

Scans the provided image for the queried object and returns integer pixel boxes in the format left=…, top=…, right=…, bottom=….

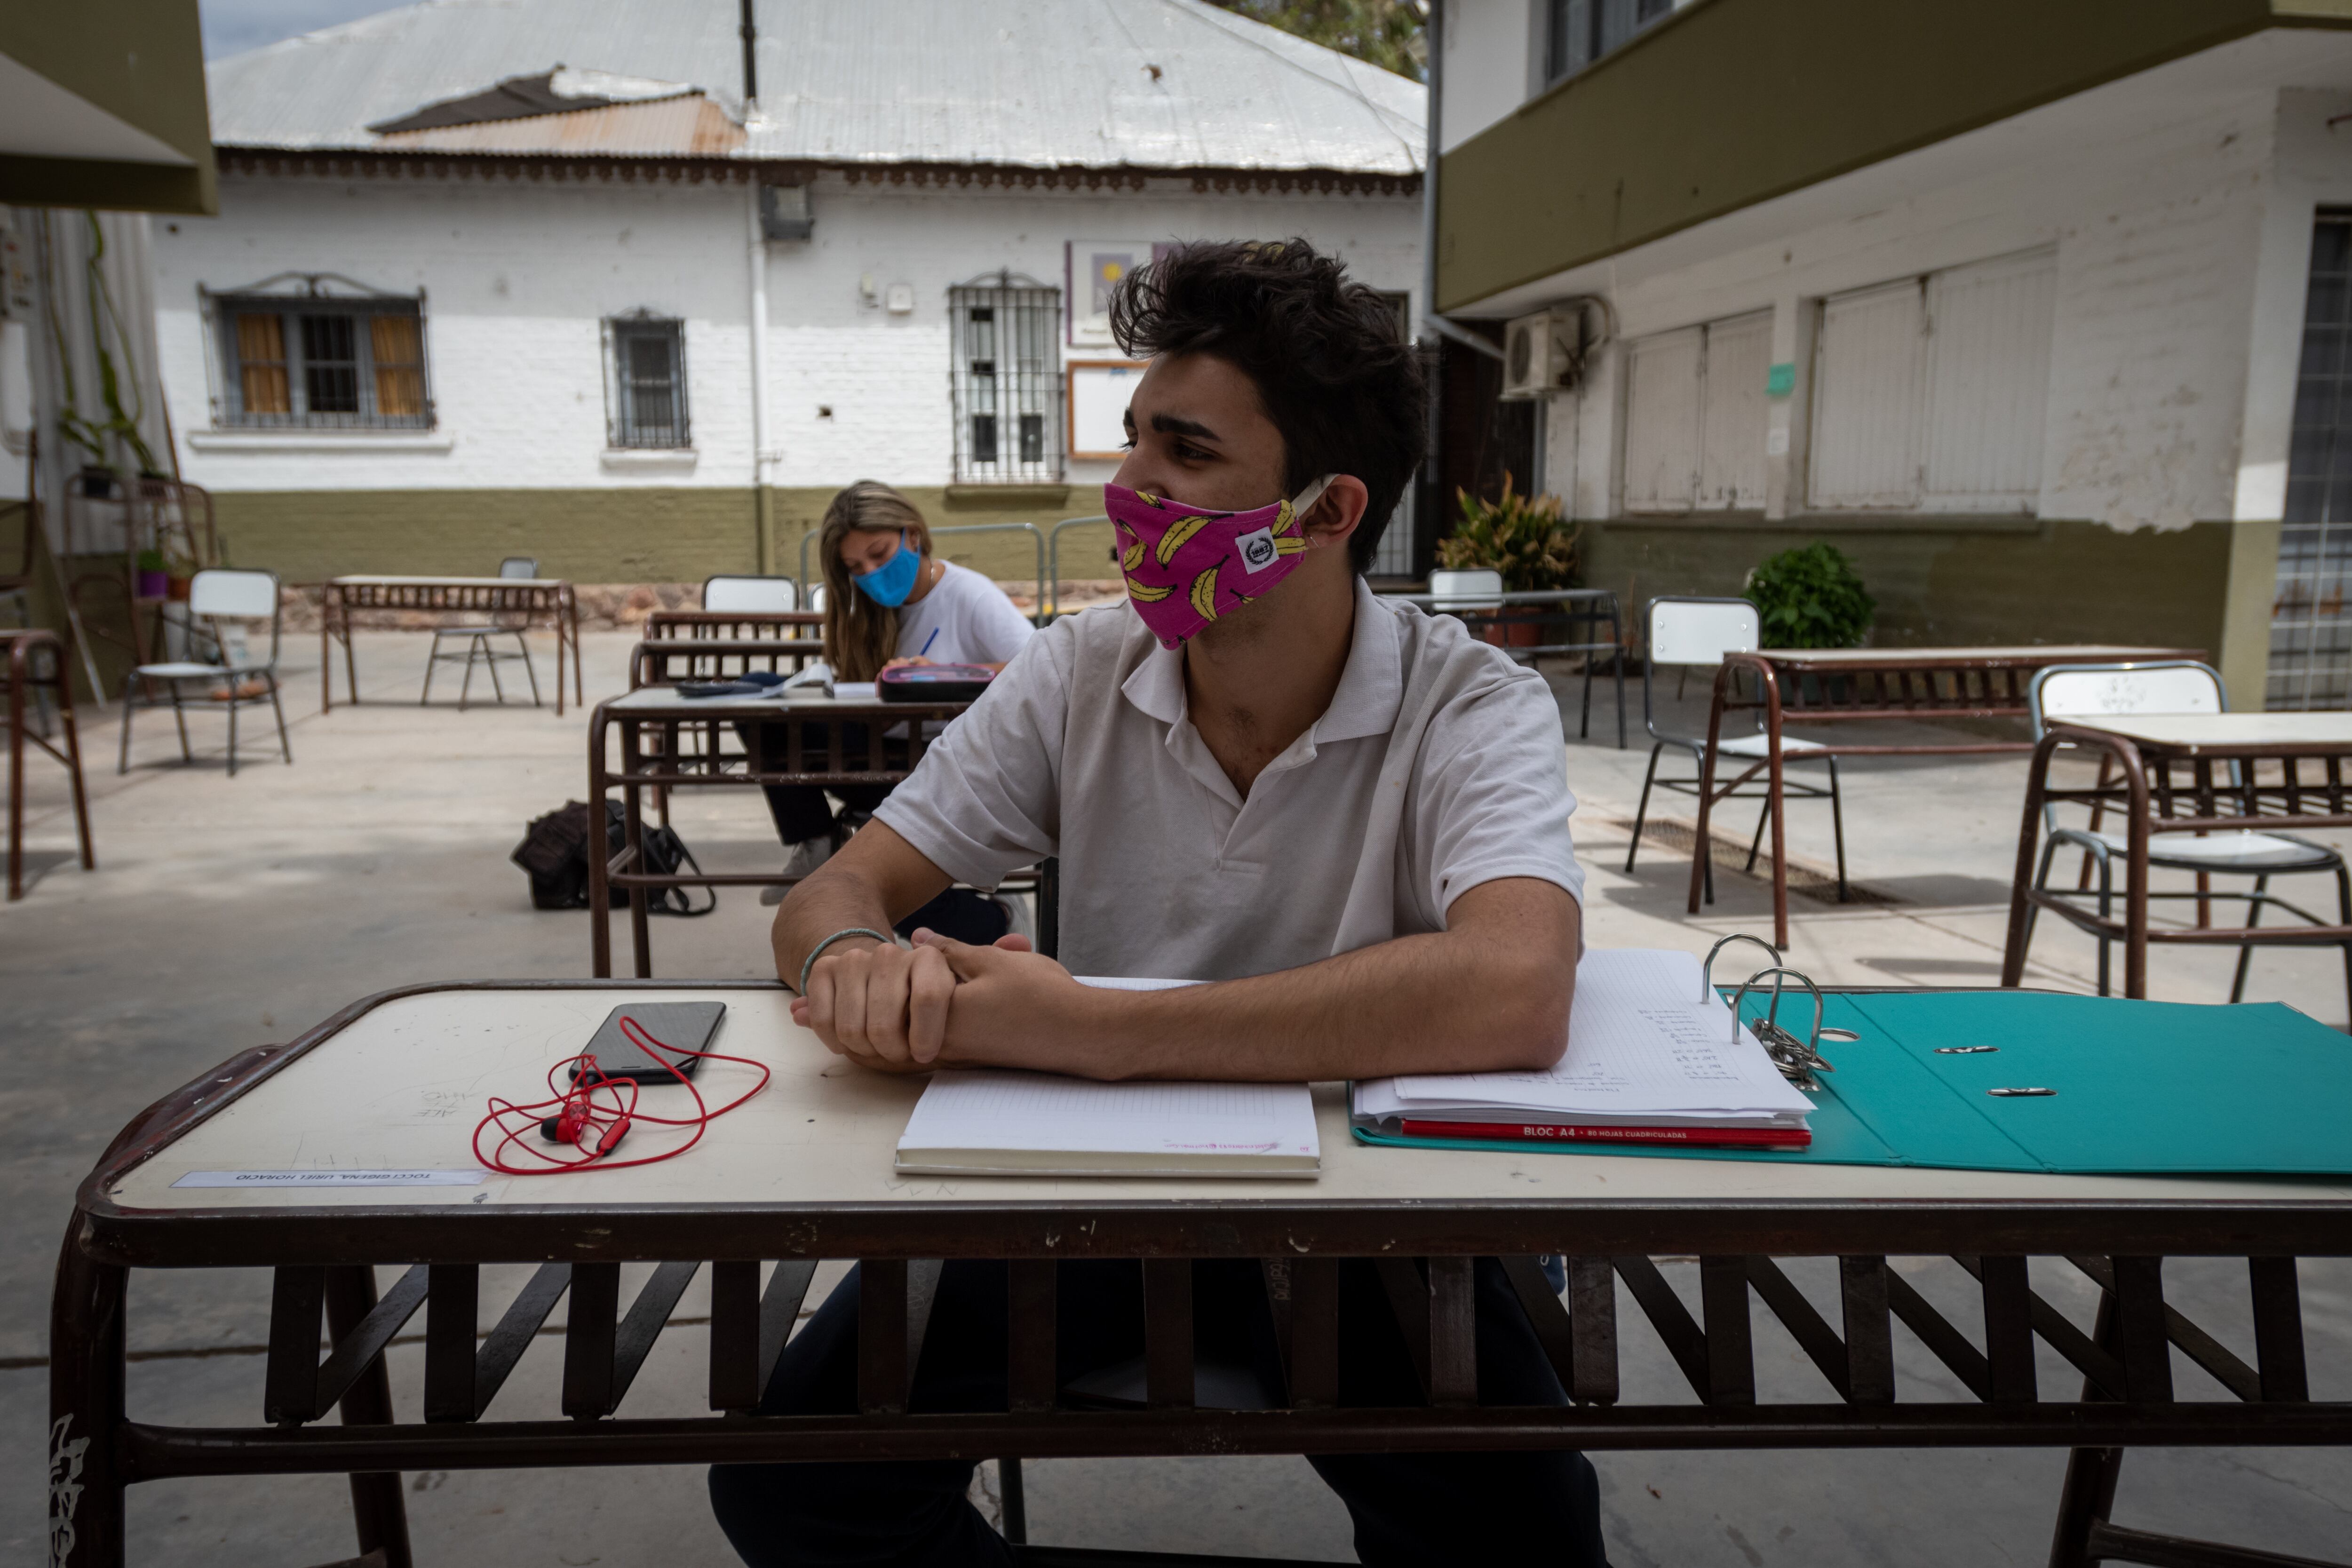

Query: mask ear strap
left=1291, top=474, right=1339, bottom=517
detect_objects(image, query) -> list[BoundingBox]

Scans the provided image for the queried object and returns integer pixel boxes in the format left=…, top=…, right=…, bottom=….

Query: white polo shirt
left=874, top=577, right=1584, bottom=981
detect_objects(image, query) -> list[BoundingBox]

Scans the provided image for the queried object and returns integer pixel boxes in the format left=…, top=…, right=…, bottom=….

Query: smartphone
left=569, top=1001, right=727, bottom=1085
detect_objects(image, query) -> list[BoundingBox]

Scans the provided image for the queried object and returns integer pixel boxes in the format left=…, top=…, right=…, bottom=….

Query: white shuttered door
left=1623, top=326, right=1701, bottom=512
left=1922, top=249, right=2057, bottom=511
left=1700, top=311, right=1771, bottom=510
left=1810, top=280, right=1923, bottom=509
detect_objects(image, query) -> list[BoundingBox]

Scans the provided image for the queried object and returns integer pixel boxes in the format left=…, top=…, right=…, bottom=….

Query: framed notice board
left=1066, top=359, right=1147, bottom=461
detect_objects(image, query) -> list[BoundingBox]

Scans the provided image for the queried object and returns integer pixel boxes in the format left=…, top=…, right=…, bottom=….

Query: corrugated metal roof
left=207, top=0, right=1426, bottom=175
left=373, top=95, right=744, bottom=156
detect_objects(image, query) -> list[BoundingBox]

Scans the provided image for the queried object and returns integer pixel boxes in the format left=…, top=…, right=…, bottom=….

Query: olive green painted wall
left=1588, top=517, right=2280, bottom=705
left=1437, top=0, right=2352, bottom=311
left=207, top=486, right=1085, bottom=588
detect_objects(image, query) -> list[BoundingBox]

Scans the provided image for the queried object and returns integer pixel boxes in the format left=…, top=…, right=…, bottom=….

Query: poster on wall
left=1067, top=360, right=1147, bottom=460
left=1066, top=240, right=1169, bottom=347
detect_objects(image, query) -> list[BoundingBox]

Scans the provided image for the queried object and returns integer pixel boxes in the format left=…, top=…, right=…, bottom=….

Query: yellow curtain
left=371, top=315, right=425, bottom=416
left=235, top=314, right=289, bottom=414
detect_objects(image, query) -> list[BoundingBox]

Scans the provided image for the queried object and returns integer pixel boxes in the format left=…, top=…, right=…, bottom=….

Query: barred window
left=949, top=272, right=1063, bottom=483
left=210, top=288, right=430, bottom=429
left=605, top=314, right=690, bottom=449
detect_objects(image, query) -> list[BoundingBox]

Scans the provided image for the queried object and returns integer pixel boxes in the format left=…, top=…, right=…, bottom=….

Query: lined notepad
left=1353, top=948, right=1816, bottom=1138
left=895, top=976, right=1319, bottom=1177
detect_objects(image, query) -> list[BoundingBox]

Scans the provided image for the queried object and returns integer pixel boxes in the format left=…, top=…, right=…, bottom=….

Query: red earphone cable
left=472, top=1014, right=771, bottom=1175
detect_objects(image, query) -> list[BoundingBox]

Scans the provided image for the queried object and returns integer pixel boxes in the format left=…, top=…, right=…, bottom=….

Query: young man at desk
left=713, top=240, right=1604, bottom=1568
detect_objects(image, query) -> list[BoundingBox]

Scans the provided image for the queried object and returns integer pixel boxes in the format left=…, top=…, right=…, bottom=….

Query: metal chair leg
left=1743, top=794, right=1772, bottom=874
left=513, top=630, right=541, bottom=706
left=267, top=674, right=293, bottom=764
left=481, top=634, right=506, bottom=706
left=2229, top=874, right=2268, bottom=1004
left=225, top=680, right=239, bottom=778
left=170, top=683, right=191, bottom=763
left=1828, top=756, right=1849, bottom=902
left=1625, top=742, right=1666, bottom=875
left=457, top=635, right=478, bottom=712
left=116, top=672, right=136, bottom=774
left=420, top=635, right=441, bottom=706
left=999, top=1456, right=1027, bottom=1545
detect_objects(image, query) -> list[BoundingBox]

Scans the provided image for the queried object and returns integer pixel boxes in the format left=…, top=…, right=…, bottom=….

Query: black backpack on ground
left=511, top=800, right=716, bottom=916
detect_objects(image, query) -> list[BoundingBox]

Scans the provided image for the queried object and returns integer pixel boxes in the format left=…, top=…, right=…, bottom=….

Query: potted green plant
left=1436, top=473, right=1579, bottom=648
left=160, top=538, right=199, bottom=602
left=134, top=548, right=168, bottom=600
left=1742, top=541, right=1875, bottom=649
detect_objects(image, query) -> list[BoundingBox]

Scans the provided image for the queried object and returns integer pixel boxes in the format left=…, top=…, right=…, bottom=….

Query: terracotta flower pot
left=1478, top=606, right=1547, bottom=649
left=165, top=575, right=193, bottom=603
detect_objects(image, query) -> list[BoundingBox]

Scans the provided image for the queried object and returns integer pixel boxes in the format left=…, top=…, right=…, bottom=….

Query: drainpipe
left=743, top=0, right=774, bottom=573
left=1420, top=4, right=1502, bottom=364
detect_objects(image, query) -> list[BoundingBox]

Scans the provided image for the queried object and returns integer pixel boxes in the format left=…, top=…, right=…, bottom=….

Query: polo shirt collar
left=1118, top=576, right=1405, bottom=745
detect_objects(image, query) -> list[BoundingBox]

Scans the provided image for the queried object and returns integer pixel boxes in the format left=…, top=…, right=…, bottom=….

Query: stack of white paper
left=1352, top=949, right=1816, bottom=1147
left=896, top=1071, right=1321, bottom=1177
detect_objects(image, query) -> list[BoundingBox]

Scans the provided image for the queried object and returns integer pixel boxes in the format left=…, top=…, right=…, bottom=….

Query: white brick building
left=160, top=0, right=1426, bottom=588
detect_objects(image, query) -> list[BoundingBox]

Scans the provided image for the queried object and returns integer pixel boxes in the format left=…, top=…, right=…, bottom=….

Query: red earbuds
left=475, top=1015, right=769, bottom=1175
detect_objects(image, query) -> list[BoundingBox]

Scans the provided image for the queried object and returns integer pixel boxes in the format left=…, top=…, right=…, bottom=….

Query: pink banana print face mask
left=1106, top=475, right=1335, bottom=648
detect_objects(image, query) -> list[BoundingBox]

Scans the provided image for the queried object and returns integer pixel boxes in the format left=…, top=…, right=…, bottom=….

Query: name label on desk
left=170, top=1168, right=489, bottom=1188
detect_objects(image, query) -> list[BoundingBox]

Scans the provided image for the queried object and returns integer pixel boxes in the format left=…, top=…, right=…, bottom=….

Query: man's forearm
left=940, top=879, right=1580, bottom=1081
left=1115, top=931, right=1570, bottom=1080
left=772, top=820, right=951, bottom=991
left=772, top=866, right=895, bottom=992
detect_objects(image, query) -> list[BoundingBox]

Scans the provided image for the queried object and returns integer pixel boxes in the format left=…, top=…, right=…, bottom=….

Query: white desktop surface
left=2059, top=712, right=2352, bottom=750
left=103, top=987, right=2352, bottom=1213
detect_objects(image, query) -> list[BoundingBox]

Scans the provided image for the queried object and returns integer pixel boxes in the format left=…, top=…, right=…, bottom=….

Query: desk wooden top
left=1756, top=645, right=2200, bottom=670
left=96, top=984, right=2352, bottom=1221
left=2057, top=713, right=2352, bottom=753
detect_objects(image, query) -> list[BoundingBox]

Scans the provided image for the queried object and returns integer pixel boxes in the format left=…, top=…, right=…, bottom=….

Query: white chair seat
left=2088, top=829, right=2338, bottom=872
left=430, top=624, right=509, bottom=637
left=134, top=661, right=261, bottom=680
left=1716, top=732, right=1832, bottom=758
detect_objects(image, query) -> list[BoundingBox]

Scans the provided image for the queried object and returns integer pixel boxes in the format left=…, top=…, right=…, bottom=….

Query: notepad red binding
left=1397, top=1119, right=1812, bottom=1149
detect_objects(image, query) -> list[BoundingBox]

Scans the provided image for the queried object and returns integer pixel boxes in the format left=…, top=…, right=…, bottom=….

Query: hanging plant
left=45, top=211, right=162, bottom=482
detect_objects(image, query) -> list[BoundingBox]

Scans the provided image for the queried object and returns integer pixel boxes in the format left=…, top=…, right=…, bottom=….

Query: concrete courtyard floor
left=3, top=629, right=2348, bottom=1565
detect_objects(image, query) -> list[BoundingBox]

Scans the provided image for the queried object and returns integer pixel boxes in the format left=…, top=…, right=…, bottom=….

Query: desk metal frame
left=2, top=628, right=95, bottom=901
left=2001, top=719, right=2352, bottom=999
left=586, top=694, right=968, bottom=978
left=1389, top=587, right=1626, bottom=748
left=1692, top=648, right=2201, bottom=947
left=50, top=979, right=2352, bottom=1568
left=318, top=578, right=584, bottom=716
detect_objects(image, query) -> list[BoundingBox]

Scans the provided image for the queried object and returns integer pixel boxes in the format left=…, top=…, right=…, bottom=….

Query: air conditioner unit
left=1501, top=307, right=1581, bottom=400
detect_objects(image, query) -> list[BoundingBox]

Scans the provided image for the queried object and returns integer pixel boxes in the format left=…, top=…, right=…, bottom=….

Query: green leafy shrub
left=1743, top=541, right=1875, bottom=649
left=1436, top=473, right=1579, bottom=591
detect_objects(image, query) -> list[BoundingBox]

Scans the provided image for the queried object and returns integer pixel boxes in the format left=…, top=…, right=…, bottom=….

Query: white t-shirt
left=875, top=578, right=1584, bottom=981
left=894, top=559, right=1035, bottom=666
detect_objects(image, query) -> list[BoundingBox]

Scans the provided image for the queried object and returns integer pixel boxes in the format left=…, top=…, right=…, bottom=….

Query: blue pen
left=916, top=628, right=939, bottom=659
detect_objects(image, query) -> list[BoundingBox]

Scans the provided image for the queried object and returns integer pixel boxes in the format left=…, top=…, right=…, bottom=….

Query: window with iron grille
left=2269, top=212, right=2352, bottom=710
left=1544, top=0, right=1677, bottom=83
left=605, top=314, right=691, bottom=449
left=949, top=272, right=1063, bottom=483
left=210, top=289, right=430, bottom=429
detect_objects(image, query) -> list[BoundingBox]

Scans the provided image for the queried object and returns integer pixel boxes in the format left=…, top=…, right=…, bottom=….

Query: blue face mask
left=851, top=531, right=922, bottom=608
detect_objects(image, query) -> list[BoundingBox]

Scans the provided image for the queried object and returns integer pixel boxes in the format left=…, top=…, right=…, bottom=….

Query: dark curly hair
left=1109, top=238, right=1425, bottom=574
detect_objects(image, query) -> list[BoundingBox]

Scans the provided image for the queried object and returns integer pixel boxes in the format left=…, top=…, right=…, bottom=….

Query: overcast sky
left=201, top=0, right=411, bottom=59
